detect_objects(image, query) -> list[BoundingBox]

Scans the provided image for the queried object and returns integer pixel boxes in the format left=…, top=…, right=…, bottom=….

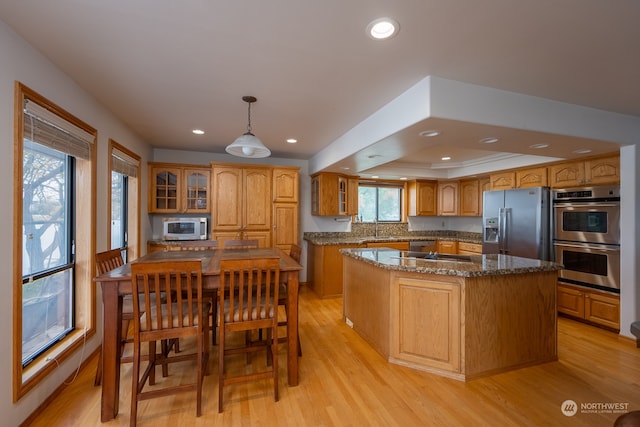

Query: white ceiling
left=1, top=1, right=639, bottom=179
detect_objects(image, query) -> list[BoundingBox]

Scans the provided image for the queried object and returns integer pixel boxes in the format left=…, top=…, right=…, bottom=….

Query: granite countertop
left=340, top=247, right=563, bottom=278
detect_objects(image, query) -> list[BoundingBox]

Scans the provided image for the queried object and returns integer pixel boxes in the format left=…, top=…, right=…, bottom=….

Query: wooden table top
left=94, top=247, right=302, bottom=283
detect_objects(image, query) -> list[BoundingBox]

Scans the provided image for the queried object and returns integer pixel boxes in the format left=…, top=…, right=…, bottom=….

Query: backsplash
left=304, top=222, right=481, bottom=241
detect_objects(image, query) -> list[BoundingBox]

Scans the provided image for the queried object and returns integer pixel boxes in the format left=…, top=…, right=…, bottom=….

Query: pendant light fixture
left=225, top=95, right=271, bottom=158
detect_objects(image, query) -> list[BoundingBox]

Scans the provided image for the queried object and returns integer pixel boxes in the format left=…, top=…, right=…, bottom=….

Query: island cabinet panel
left=390, top=277, right=461, bottom=374
left=463, top=272, right=558, bottom=378
left=343, top=258, right=392, bottom=358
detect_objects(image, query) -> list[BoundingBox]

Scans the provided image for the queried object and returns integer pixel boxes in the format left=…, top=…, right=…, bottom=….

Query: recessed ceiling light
left=341, top=166, right=351, bottom=170
left=192, top=129, right=205, bottom=135
left=400, top=177, right=408, bottom=180
left=441, top=156, right=451, bottom=161
left=366, top=17, right=399, bottom=40
left=480, top=137, right=499, bottom=144
left=286, top=138, right=297, bottom=144
left=573, top=149, right=592, bottom=154
left=419, top=130, right=440, bottom=138
left=529, top=143, right=549, bottom=149
left=371, top=175, right=379, bottom=179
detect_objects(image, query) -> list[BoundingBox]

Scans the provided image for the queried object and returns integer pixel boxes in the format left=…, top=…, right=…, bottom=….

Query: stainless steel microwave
left=163, top=217, right=208, bottom=240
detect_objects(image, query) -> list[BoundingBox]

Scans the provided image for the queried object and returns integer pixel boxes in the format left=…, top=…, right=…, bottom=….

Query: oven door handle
left=553, top=242, right=620, bottom=252
left=553, top=202, right=620, bottom=208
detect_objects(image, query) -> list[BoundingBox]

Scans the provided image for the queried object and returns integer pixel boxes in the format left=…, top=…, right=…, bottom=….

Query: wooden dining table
left=94, top=247, right=303, bottom=422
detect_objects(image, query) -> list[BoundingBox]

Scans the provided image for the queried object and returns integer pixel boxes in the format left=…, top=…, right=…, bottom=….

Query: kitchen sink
left=398, top=251, right=474, bottom=263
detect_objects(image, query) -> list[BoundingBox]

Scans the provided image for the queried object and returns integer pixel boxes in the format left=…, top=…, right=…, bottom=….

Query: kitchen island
left=341, top=248, right=562, bottom=381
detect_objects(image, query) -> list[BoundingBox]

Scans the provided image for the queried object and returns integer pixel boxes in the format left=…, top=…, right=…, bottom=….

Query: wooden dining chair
left=94, top=248, right=126, bottom=386
left=178, top=240, right=219, bottom=343
left=130, top=260, right=210, bottom=427
left=218, top=257, right=280, bottom=412
left=277, top=244, right=302, bottom=356
left=179, top=240, right=219, bottom=251
left=223, top=239, right=259, bottom=249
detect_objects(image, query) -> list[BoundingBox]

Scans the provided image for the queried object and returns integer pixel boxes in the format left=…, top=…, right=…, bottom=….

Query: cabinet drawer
left=457, top=242, right=481, bottom=254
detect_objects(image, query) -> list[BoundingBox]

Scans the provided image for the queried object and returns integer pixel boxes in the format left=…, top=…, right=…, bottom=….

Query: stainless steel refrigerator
left=482, top=187, right=551, bottom=260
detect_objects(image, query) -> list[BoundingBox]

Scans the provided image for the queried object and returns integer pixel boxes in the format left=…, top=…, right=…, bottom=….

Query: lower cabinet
left=437, top=240, right=458, bottom=254
left=457, top=242, right=482, bottom=255
left=308, top=243, right=364, bottom=298
left=557, top=283, right=620, bottom=330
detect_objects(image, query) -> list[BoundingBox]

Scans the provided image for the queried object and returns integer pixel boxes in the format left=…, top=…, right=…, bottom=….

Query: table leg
left=100, top=281, right=123, bottom=422
left=286, top=271, right=299, bottom=386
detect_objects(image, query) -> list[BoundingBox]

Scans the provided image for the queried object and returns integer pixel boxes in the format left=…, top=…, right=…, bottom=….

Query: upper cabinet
left=311, top=172, right=358, bottom=216
left=273, top=167, right=299, bottom=203
left=407, top=180, right=437, bottom=216
left=489, top=172, right=516, bottom=190
left=516, top=167, right=548, bottom=188
left=437, top=181, right=459, bottom=216
left=210, top=163, right=299, bottom=250
left=459, top=179, right=480, bottom=217
left=149, top=163, right=210, bottom=214
left=549, top=155, right=620, bottom=188
left=211, top=165, right=272, bottom=238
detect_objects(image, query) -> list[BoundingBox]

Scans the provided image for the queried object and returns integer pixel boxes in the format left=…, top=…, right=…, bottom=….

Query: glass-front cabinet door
left=150, top=166, right=180, bottom=213
left=183, top=168, right=210, bottom=213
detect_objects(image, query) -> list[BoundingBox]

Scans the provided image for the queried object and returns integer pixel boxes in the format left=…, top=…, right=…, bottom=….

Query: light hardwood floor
left=25, top=285, right=640, bottom=426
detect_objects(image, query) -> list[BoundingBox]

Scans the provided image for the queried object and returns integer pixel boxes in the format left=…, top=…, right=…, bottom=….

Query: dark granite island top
left=341, top=247, right=561, bottom=381
left=340, top=247, right=562, bottom=278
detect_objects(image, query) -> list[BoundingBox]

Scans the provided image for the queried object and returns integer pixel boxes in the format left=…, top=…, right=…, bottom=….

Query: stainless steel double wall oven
left=553, top=186, right=620, bottom=293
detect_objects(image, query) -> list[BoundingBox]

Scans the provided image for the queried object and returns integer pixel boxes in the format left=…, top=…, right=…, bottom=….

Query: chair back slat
left=289, top=244, right=302, bottom=263
left=179, top=240, right=219, bottom=251
left=131, top=260, right=204, bottom=335
left=219, top=257, right=280, bottom=326
left=96, top=248, right=125, bottom=275
left=223, top=239, right=259, bottom=249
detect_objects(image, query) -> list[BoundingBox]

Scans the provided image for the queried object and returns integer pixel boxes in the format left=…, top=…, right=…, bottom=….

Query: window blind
left=111, top=148, right=139, bottom=177
left=23, top=99, right=94, bottom=160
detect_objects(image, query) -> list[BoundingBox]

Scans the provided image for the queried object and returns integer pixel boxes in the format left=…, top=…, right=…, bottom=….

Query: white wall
left=0, top=19, right=152, bottom=425
left=620, top=145, right=640, bottom=338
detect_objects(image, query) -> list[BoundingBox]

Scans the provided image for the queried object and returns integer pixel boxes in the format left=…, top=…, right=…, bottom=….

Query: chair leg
left=272, top=326, right=279, bottom=402
left=94, top=348, right=103, bottom=386
left=218, top=327, right=225, bottom=413
left=130, top=340, right=141, bottom=427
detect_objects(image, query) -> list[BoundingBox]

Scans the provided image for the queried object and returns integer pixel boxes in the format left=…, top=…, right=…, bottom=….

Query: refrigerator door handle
left=498, top=207, right=505, bottom=253
left=502, top=207, right=511, bottom=254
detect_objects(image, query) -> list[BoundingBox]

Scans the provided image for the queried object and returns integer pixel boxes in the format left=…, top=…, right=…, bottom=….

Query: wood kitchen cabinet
left=311, top=172, right=358, bottom=216
left=557, top=282, right=620, bottom=330
left=308, top=243, right=364, bottom=298
left=516, top=166, right=548, bottom=188
left=459, top=179, right=480, bottom=216
left=437, top=181, right=459, bottom=216
left=490, top=167, right=548, bottom=191
left=479, top=177, right=491, bottom=215
left=457, top=242, right=482, bottom=255
left=407, top=180, right=437, bottom=216
left=149, top=163, right=210, bottom=214
left=549, top=155, right=620, bottom=188
left=211, top=164, right=272, bottom=245
left=272, top=167, right=300, bottom=251
left=437, top=240, right=458, bottom=254
left=489, top=172, right=516, bottom=190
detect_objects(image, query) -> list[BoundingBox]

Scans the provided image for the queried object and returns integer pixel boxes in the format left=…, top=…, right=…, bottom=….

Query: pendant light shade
left=226, top=96, right=271, bottom=158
